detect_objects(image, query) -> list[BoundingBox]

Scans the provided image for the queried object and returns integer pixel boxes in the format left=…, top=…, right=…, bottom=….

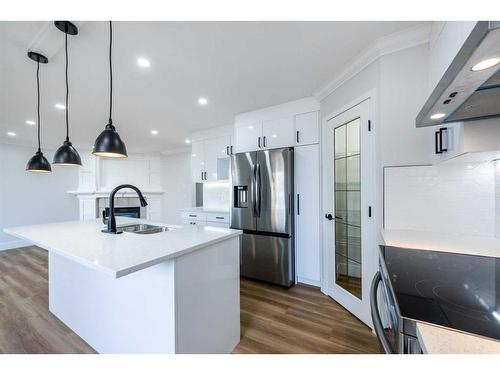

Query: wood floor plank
left=0, top=246, right=381, bottom=354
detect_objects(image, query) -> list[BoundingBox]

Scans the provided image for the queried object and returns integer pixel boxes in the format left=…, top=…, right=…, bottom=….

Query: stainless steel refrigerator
left=230, top=147, right=294, bottom=287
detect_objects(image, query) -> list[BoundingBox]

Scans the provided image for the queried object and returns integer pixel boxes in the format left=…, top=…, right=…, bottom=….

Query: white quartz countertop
left=180, top=207, right=230, bottom=214
left=382, top=229, right=500, bottom=258
left=4, top=218, right=241, bottom=278
left=417, top=322, right=500, bottom=354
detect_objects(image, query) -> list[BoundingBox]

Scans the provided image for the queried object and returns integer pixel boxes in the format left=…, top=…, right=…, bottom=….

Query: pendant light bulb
left=53, top=21, right=82, bottom=167
left=93, top=21, right=127, bottom=158
left=26, top=51, right=51, bottom=173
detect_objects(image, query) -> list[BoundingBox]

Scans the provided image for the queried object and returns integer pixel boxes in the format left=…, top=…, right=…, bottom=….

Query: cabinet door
left=234, top=122, right=262, bottom=153
left=203, top=138, right=219, bottom=181
left=191, top=140, right=205, bottom=183
left=295, top=144, right=321, bottom=286
left=430, top=122, right=464, bottom=164
left=216, top=135, right=232, bottom=158
left=295, top=111, right=319, bottom=146
left=262, top=117, right=295, bottom=149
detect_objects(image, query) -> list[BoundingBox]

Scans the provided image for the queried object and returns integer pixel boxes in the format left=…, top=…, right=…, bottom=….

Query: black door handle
left=226, top=146, right=229, bottom=155
left=296, top=130, right=300, bottom=143
left=258, top=137, right=261, bottom=148
left=297, top=194, right=300, bottom=215
left=325, top=213, right=333, bottom=221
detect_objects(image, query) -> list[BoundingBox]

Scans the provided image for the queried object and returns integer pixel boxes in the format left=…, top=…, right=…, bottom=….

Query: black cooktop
left=381, top=246, right=500, bottom=341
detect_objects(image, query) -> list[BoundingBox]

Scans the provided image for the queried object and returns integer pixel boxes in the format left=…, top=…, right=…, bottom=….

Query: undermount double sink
left=116, top=223, right=175, bottom=235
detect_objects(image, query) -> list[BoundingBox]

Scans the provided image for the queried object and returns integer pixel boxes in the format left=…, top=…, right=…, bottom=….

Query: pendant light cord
left=108, top=20, right=113, bottom=124
left=36, top=60, right=41, bottom=152
left=65, top=29, right=70, bottom=141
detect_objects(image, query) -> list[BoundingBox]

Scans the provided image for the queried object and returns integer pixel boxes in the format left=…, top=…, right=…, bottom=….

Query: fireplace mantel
left=68, top=153, right=164, bottom=221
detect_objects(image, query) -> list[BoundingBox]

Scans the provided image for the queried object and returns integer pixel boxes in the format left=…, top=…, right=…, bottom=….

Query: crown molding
left=313, top=22, right=432, bottom=101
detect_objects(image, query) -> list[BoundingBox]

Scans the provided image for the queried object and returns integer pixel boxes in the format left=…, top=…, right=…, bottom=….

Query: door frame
left=319, top=89, right=378, bottom=327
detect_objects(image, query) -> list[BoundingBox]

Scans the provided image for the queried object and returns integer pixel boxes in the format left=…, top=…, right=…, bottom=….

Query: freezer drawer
left=240, top=232, right=294, bottom=287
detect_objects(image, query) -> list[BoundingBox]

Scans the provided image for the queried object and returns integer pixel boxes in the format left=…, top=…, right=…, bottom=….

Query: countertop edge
left=4, top=226, right=242, bottom=279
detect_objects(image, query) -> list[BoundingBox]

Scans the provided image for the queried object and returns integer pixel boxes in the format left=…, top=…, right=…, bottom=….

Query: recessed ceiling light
left=248, top=125, right=254, bottom=129
left=26, top=120, right=36, bottom=125
left=137, top=57, right=151, bottom=68
left=55, top=103, right=66, bottom=110
left=185, top=139, right=191, bottom=144
left=471, top=57, right=500, bottom=71
left=7, top=132, right=16, bottom=137
left=430, top=113, right=446, bottom=120
left=198, top=97, right=208, bottom=106
left=151, top=130, right=159, bottom=135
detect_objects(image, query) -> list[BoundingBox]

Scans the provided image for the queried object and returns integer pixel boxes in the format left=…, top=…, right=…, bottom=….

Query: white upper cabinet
left=262, top=117, right=295, bottom=149
left=203, top=138, right=219, bottom=181
left=234, top=97, right=320, bottom=153
left=190, top=125, right=234, bottom=182
left=216, top=135, right=233, bottom=159
left=191, top=140, right=205, bottom=183
left=295, top=111, right=319, bottom=146
left=234, top=122, right=262, bottom=153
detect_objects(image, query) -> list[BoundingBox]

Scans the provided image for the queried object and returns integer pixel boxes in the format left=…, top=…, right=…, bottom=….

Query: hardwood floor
left=0, top=246, right=381, bottom=354
left=234, top=278, right=381, bottom=353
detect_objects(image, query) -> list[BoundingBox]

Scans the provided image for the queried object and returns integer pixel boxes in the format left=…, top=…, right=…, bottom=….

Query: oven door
left=370, top=270, right=402, bottom=354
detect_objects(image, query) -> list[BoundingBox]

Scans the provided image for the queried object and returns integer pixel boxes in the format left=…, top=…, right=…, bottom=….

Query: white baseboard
left=0, top=239, right=31, bottom=251
left=296, top=276, right=321, bottom=287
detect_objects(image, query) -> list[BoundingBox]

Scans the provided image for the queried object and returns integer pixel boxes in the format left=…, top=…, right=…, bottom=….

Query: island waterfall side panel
left=49, top=252, right=176, bottom=354
left=174, top=236, right=240, bottom=354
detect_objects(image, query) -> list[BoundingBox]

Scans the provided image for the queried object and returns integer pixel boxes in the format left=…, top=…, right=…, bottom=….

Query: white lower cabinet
left=294, top=144, right=321, bottom=286
left=180, top=210, right=230, bottom=228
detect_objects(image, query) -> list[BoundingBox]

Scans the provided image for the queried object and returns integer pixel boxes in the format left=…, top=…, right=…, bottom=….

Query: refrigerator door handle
left=256, top=163, right=261, bottom=217
left=252, top=163, right=258, bottom=217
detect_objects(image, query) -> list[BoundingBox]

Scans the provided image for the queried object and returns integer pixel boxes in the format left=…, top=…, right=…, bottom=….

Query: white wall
left=320, top=43, right=432, bottom=245
left=0, top=143, right=79, bottom=250
left=160, top=152, right=193, bottom=224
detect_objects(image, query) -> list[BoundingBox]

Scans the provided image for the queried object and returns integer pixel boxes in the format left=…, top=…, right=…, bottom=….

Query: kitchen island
left=4, top=218, right=242, bottom=354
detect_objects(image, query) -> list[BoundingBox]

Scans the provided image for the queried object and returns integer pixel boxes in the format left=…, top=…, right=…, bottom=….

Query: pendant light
left=53, top=21, right=82, bottom=167
left=26, top=51, right=51, bottom=173
left=53, top=21, right=82, bottom=166
left=92, top=21, right=127, bottom=158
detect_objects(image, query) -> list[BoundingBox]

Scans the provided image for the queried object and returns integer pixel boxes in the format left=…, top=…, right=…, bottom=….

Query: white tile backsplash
left=384, top=163, right=495, bottom=236
left=202, top=182, right=230, bottom=211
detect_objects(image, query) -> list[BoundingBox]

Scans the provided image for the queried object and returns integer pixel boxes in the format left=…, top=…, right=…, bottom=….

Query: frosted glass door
left=333, top=118, right=361, bottom=299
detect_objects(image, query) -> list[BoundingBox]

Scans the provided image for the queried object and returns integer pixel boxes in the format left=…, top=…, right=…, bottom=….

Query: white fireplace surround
left=68, top=153, right=164, bottom=221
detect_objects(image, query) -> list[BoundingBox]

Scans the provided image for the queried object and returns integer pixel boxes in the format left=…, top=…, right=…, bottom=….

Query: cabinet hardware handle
left=226, top=146, right=229, bottom=155
left=435, top=131, right=442, bottom=154
left=325, top=213, right=333, bottom=221
left=204, top=172, right=207, bottom=180
left=263, top=136, right=267, bottom=147
left=230, top=145, right=233, bottom=154
left=297, top=194, right=300, bottom=215
left=201, top=172, right=204, bottom=180
left=215, top=216, right=224, bottom=219
left=189, top=214, right=197, bottom=217
left=296, top=130, right=300, bottom=143
left=439, top=127, right=448, bottom=152
left=258, top=136, right=261, bottom=148
left=368, top=206, right=372, bottom=218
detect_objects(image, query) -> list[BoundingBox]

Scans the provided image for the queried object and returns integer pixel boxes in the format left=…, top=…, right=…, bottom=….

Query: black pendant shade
left=93, top=21, right=127, bottom=158
left=26, top=151, right=52, bottom=173
left=53, top=140, right=82, bottom=165
left=93, top=122, right=127, bottom=158
left=53, top=21, right=81, bottom=166
left=26, top=51, right=51, bottom=173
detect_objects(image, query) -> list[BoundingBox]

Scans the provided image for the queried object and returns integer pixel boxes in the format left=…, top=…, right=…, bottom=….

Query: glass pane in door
left=333, top=118, right=362, bottom=299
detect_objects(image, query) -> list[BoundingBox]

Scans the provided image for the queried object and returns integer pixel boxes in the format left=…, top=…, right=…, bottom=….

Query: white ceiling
left=0, top=21, right=423, bottom=153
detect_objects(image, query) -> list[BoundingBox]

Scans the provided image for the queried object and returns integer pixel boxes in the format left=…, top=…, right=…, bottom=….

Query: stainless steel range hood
left=416, top=21, right=500, bottom=127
